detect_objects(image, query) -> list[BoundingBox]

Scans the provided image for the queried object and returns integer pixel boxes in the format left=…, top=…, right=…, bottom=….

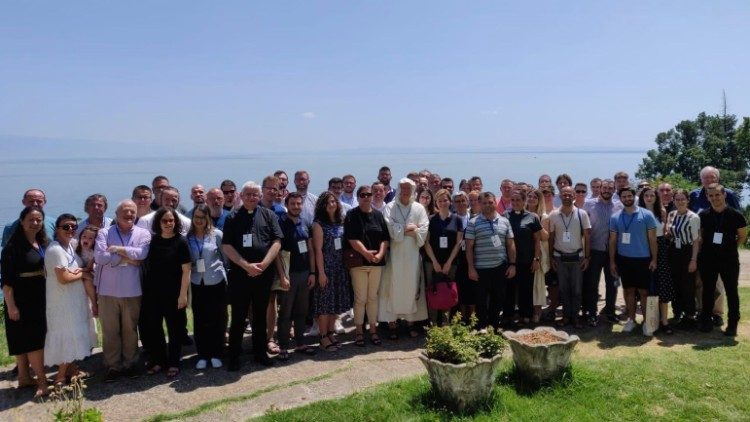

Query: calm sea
left=0, top=149, right=647, bottom=241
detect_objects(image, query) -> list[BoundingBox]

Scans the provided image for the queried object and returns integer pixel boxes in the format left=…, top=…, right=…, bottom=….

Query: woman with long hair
left=639, top=186, right=674, bottom=334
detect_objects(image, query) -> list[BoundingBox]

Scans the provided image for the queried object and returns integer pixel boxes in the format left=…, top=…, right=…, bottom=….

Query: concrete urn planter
left=418, top=353, right=503, bottom=411
left=502, top=326, right=579, bottom=383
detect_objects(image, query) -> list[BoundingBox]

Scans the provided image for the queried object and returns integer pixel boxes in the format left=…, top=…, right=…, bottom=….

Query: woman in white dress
left=44, top=213, right=97, bottom=385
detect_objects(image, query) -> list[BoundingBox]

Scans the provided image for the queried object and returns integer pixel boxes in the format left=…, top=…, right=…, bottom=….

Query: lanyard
left=560, top=210, right=574, bottom=232
left=396, top=203, right=411, bottom=223
left=34, top=244, right=45, bottom=260
left=620, top=209, right=639, bottom=232
left=64, top=243, right=76, bottom=265
left=189, top=234, right=205, bottom=258
left=114, top=226, right=131, bottom=247
left=485, top=216, right=497, bottom=234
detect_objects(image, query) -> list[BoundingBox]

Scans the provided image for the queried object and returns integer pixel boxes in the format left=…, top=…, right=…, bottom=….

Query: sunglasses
left=59, top=223, right=79, bottom=231
left=358, top=192, right=373, bottom=198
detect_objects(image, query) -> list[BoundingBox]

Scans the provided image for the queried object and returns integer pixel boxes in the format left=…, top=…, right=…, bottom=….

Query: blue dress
left=313, top=221, right=352, bottom=316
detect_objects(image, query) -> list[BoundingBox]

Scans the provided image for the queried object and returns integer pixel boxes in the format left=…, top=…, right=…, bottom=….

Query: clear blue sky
left=2, top=1, right=749, bottom=152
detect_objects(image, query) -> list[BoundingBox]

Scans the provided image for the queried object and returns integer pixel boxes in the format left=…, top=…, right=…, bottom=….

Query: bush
left=424, top=314, right=504, bottom=364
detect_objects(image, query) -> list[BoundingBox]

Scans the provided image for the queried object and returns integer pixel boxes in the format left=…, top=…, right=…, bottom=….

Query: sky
left=1, top=1, right=749, bottom=155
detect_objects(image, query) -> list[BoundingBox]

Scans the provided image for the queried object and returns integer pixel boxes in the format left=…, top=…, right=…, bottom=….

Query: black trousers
left=192, top=281, right=227, bottom=360
left=228, top=271, right=273, bottom=359
left=504, top=263, right=532, bottom=319
left=141, top=289, right=183, bottom=368
left=475, top=263, right=508, bottom=329
left=699, top=256, right=740, bottom=324
left=669, top=246, right=696, bottom=319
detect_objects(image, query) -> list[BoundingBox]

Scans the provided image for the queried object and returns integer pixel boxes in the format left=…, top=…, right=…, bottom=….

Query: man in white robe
left=378, top=178, right=429, bottom=333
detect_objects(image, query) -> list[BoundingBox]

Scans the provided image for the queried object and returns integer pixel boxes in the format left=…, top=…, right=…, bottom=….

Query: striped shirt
left=667, top=210, right=700, bottom=247
left=465, top=213, right=514, bottom=269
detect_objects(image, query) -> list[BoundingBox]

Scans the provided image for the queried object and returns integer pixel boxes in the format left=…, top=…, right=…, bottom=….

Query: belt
left=18, top=270, right=45, bottom=278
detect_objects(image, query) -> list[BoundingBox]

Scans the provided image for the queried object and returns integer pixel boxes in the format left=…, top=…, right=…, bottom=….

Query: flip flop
left=355, top=334, right=366, bottom=347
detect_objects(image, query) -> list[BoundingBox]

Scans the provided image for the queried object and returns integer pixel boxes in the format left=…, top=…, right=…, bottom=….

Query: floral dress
left=313, top=221, right=352, bottom=316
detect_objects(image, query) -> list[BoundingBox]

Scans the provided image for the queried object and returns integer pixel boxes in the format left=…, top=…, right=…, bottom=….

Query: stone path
left=1, top=250, right=748, bottom=421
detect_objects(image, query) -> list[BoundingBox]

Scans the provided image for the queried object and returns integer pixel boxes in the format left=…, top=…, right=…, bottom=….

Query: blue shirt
left=609, top=206, right=657, bottom=258
left=211, top=209, right=230, bottom=230
left=187, top=229, right=227, bottom=286
left=464, top=214, right=514, bottom=269
left=689, top=187, right=741, bottom=214
left=584, top=198, right=623, bottom=252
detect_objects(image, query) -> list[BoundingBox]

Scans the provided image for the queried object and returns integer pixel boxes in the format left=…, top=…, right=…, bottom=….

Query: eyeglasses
left=358, top=192, right=373, bottom=198
left=59, top=223, right=78, bottom=231
left=222, top=189, right=236, bottom=195
left=575, top=190, right=587, bottom=194
left=135, top=195, right=152, bottom=201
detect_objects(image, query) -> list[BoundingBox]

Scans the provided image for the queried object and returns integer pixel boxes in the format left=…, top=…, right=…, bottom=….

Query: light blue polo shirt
left=609, top=206, right=657, bottom=258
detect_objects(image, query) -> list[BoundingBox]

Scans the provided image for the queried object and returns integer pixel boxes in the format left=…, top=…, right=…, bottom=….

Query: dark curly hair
left=314, top=191, right=343, bottom=225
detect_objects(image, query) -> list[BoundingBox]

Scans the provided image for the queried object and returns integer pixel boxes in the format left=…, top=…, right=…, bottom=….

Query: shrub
left=424, top=314, right=505, bottom=364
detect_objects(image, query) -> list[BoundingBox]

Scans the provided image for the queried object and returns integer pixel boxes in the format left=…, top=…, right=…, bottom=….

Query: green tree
left=636, top=112, right=750, bottom=197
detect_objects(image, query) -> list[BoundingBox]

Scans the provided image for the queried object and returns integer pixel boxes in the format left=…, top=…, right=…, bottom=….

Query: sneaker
left=210, top=358, right=223, bottom=368
left=334, top=319, right=345, bottom=334
left=622, top=319, right=636, bottom=333
left=305, top=322, right=320, bottom=337
left=195, top=359, right=208, bottom=370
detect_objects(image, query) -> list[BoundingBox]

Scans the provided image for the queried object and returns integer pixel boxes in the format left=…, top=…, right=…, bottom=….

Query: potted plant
left=502, top=326, right=579, bottom=384
left=419, top=314, right=505, bottom=411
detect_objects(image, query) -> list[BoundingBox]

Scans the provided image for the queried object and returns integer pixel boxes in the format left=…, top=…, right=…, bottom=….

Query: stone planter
left=418, top=353, right=503, bottom=411
left=503, top=326, right=579, bottom=383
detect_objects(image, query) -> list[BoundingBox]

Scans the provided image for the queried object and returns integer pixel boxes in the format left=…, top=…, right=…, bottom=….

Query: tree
left=636, top=111, right=750, bottom=197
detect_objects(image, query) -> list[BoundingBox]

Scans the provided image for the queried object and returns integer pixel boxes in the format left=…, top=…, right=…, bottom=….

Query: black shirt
left=222, top=206, right=284, bottom=270
left=698, top=206, right=747, bottom=260
left=426, top=213, right=463, bottom=264
left=145, top=235, right=191, bottom=296
left=504, top=209, right=542, bottom=264
left=343, top=207, right=390, bottom=267
left=279, top=214, right=311, bottom=272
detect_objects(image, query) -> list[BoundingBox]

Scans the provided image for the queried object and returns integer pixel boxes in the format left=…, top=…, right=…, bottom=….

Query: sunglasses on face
left=358, top=192, right=373, bottom=198
left=59, top=223, right=79, bottom=231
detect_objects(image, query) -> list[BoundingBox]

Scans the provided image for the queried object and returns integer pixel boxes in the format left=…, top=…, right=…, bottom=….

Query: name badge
left=439, top=236, right=448, bottom=249
left=491, top=234, right=502, bottom=248
left=713, top=232, right=723, bottom=244
left=334, top=237, right=342, bottom=250
left=243, top=234, right=253, bottom=247
left=297, top=240, right=308, bottom=253
left=621, top=232, right=631, bottom=245
left=562, top=231, right=572, bottom=243
left=118, top=261, right=128, bottom=267
left=196, top=258, right=206, bottom=273
left=675, top=239, right=682, bottom=249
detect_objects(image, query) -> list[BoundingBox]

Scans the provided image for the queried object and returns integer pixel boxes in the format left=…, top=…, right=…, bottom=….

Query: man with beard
left=584, top=179, right=623, bottom=324
left=378, top=166, right=396, bottom=204
left=340, top=174, right=357, bottom=207
left=609, top=186, right=658, bottom=333
left=549, top=186, right=591, bottom=328
left=378, top=178, right=429, bottom=337
left=294, top=170, right=318, bottom=229
left=206, top=188, right=229, bottom=230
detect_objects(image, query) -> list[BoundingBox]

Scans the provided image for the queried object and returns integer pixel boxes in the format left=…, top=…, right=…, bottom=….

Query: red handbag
left=426, top=274, right=459, bottom=311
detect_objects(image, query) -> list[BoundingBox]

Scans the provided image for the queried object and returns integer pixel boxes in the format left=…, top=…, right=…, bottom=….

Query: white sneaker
left=210, top=358, right=223, bottom=368
left=622, top=319, right=636, bottom=333
left=195, top=359, right=207, bottom=370
left=305, top=322, right=319, bottom=337
left=334, top=319, right=345, bottom=334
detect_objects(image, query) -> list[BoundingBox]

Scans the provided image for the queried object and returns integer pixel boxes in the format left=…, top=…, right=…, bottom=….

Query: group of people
left=1, top=165, right=746, bottom=399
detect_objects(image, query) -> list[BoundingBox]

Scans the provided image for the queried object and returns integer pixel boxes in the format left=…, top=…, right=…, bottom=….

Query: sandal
left=146, top=365, right=162, bottom=375
left=388, top=323, right=399, bottom=340
left=267, top=341, right=281, bottom=355
left=166, top=367, right=180, bottom=378
left=278, top=350, right=289, bottom=361
left=327, top=332, right=340, bottom=346
left=34, top=385, right=50, bottom=399
left=355, top=333, right=366, bottom=347
left=370, top=333, right=382, bottom=346
left=319, top=335, right=338, bottom=352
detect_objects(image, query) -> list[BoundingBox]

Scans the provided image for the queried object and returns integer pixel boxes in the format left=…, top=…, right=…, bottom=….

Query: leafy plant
left=424, top=313, right=504, bottom=364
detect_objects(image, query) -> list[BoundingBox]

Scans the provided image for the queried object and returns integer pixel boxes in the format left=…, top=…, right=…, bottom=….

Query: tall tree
left=637, top=111, right=749, bottom=197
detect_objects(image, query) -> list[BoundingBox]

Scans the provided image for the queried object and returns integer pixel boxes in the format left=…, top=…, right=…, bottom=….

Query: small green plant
left=424, top=313, right=505, bottom=364
left=47, top=376, right=103, bottom=422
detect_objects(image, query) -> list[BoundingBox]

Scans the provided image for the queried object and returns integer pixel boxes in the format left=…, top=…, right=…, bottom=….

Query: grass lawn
left=256, top=289, right=750, bottom=421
